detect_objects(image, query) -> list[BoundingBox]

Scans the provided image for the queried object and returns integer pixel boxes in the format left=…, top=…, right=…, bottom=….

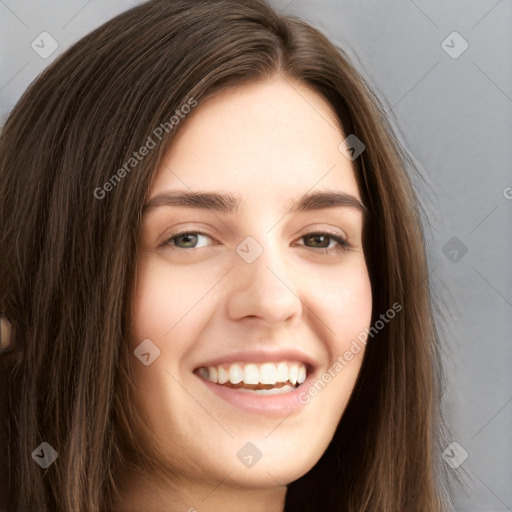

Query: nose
left=225, top=238, right=303, bottom=324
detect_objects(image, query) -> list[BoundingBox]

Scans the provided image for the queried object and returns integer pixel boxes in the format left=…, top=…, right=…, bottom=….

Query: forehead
left=149, top=76, right=361, bottom=207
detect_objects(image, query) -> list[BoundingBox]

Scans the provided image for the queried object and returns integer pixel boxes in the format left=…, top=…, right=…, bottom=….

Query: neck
left=110, top=468, right=287, bottom=512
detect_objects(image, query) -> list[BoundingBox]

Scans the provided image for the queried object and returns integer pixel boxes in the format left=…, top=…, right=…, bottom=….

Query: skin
left=114, top=74, right=373, bottom=512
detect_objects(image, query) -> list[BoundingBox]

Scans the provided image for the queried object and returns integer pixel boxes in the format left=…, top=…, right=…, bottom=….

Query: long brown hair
left=0, top=0, right=455, bottom=510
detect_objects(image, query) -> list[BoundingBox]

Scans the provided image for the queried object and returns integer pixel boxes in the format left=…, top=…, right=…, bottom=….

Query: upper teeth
left=197, top=361, right=307, bottom=386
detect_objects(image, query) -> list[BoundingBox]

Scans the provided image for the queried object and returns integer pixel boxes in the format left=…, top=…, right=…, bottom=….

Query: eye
left=160, top=230, right=352, bottom=255
left=298, top=231, right=352, bottom=254
left=160, top=231, right=213, bottom=250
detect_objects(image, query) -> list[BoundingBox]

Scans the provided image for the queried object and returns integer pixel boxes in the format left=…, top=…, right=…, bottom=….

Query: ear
left=0, top=316, right=13, bottom=351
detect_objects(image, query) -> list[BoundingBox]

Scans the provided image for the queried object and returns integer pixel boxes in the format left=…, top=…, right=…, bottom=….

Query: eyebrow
left=143, top=190, right=368, bottom=215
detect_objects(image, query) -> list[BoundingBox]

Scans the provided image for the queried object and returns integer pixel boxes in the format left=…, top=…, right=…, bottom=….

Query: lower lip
left=195, top=371, right=315, bottom=415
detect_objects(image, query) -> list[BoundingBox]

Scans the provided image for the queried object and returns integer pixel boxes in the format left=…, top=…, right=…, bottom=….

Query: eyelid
left=297, top=224, right=348, bottom=239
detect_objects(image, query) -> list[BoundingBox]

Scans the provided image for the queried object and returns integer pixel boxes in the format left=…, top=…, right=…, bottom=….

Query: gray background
left=1, top=1, right=511, bottom=510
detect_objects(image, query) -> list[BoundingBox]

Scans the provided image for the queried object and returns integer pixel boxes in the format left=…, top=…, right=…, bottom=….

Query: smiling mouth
left=193, top=361, right=309, bottom=395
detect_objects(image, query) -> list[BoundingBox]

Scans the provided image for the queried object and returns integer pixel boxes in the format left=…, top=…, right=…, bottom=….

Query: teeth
left=236, top=384, right=296, bottom=395
left=196, top=361, right=309, bottom=388
left=243, top=364, right=259, bottom=385
left=228, top=363, right=243, bottom=384
left=259, top=363, right=277, bottom=385
left=298, top=364, right=307, bottom=384
left=217, top=366, right=228, bottom=384
left=289, top=364, right=298, bottom=385
left=276, top=362, right=288, bottom=382
left=207, top=366, right=217, bottom=383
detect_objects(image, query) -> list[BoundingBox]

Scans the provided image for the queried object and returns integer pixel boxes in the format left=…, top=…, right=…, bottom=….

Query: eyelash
left=160, top=230, right=352, bottom=255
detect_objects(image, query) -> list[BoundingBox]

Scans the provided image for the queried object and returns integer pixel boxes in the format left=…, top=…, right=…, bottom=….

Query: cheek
left=313, top=261, right=373, bottom=355
left=131, top=256, right=204, bottom=344
left=293, top=264, right=372, bottom=455
left=131, top=266, right=169, bottom=343
left=129, top=258, right=206, bottom=435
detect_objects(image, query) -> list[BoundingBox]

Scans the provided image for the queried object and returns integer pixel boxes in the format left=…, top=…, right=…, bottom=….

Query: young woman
left=0, top=0, right=455, bottom=510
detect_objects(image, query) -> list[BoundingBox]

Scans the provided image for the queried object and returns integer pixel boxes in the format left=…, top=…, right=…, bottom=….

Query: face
left=130, top=75, right=372, bottom=491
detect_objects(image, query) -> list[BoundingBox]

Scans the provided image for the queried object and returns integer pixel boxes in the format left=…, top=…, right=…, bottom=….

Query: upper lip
left=193, top=348, right=318, bottom=371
